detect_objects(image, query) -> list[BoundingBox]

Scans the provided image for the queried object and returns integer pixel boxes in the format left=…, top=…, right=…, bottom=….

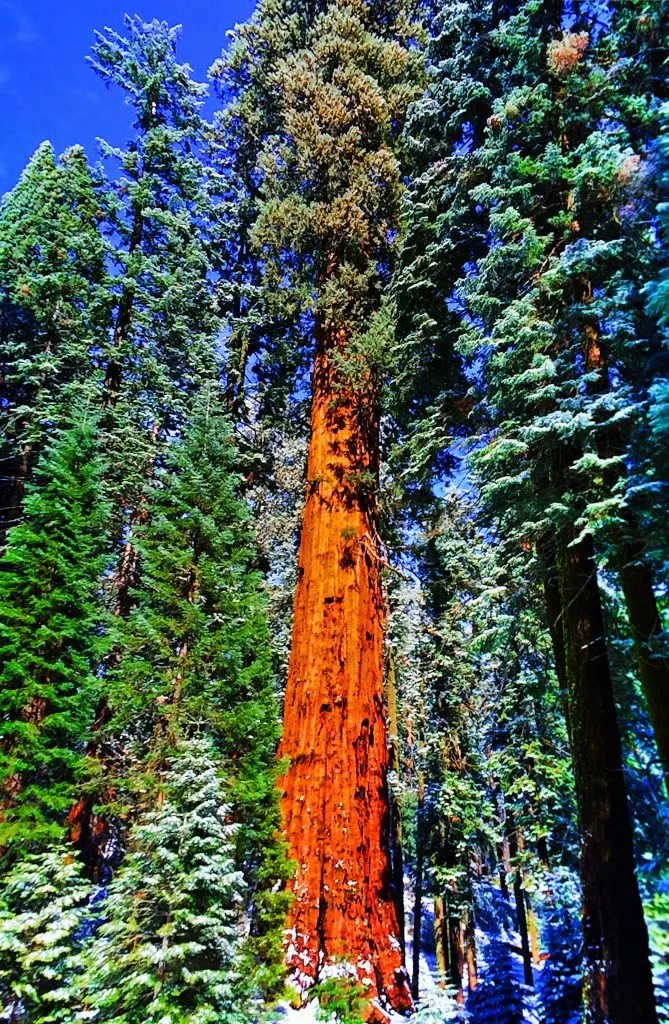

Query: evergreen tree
left=0, top=410, right=110, bottom=854
left=0, top=847, right=91, bottom=1023
left=0, top=143, right=106, bottom=538
left=394, top=0, right=665, bottom=1017
left=91, top=15, right=216, bottom=423
left=68, top=17, right=225, bottom=868
left=81, top=737, right=251, bottom=1024
left=89, top=16, right=219, bottom=616
left=231, top=0, right=424, bottom=1006
left=85, top=387, right=289, bottom=997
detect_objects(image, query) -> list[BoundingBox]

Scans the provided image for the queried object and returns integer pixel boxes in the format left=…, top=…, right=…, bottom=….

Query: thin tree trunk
left=278, top=322, right=410, bottom=1014
left=447, top=912, right=465, bottom=1003
left=411, top=784, right=424, bottom=1002
left=434, top=896, right=448, bottom=987
left=464, top=910, right=478, bottom=991
left=617, top=536, right=669, bottom=786
left=386, top=646, right=406, bottom=956
left=527, top=899, right=541, bottom=967
left=103, top=206, right=143, bottom=408
left=495, top=787, right=512, bottom=899
left=509, top=824, right=534, bottom=989
left=0, top=444, right=31, bottom=544
left=557, top=529, right=658, bottom=1023
left=577, top=303, right=669, bottom=788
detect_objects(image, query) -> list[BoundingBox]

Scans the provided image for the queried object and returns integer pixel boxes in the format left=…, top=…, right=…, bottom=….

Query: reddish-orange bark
left=278, top=324, right=411, bottom=1016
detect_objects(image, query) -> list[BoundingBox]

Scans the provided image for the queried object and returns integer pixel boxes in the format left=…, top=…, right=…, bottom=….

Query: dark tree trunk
left=447, top=911, right=465, bottom=1003
left=509, top=823, right=534, bottom=988
left=387, top=647, right=406, bottom=956
left=513, top=870, right=534, bottom=988
left=0, top=444, right=31, bottom=545
left=617, top=536, right=669, bottom=787
left=557, top=529, right=658, bottom=1023
left=103, top=206, right=143, bottom=409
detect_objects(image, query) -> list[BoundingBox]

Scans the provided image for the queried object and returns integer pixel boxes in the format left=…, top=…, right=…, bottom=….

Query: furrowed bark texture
left=557, top=531, right=658, bottom=1024
left=279, top=324, right=410, bottom=1014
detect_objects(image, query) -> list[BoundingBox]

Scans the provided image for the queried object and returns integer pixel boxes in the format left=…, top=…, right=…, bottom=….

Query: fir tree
left=0, top=847, right=92, bottom=1023
left=88, top=16, right=219, bottom=617
left=81, top=737, right=251, bottom=1024
left=87, top=386, right=289, bottom=998
left=0, top=142, right=106, bottom=538
left=0, top=410, right=110, bottom=854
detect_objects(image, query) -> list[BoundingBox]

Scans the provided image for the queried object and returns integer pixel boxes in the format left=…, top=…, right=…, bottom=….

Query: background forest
left=0, top=1, right=667, bottom=1023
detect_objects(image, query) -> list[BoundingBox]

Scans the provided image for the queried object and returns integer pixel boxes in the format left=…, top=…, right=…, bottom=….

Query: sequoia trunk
left=278, top=323, right=410, bottom=1015
left=557, top=530, right=658, bottom=1023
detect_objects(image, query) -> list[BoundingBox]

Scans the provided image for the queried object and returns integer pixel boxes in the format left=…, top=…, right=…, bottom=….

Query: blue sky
left=0, top=1, right=256, bottom=195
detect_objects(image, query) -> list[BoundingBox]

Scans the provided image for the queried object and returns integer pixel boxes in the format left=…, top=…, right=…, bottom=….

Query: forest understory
left=0, top=1, right=668, bottom=1023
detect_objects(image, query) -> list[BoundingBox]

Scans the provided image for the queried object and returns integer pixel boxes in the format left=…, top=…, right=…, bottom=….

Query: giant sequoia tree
left=235, top=0, right=422, bottom=1007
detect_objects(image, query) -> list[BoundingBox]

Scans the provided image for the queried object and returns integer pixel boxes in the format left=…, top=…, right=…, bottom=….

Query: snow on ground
left=272, top=877, right=550, bottom=1024
left=273, top=998, right=321, bottom=1024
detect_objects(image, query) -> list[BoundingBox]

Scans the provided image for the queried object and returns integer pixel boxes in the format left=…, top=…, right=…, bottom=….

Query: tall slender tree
left=89, top=16, right=218, bottom=615
left=0, top=143, right=106, bottom=540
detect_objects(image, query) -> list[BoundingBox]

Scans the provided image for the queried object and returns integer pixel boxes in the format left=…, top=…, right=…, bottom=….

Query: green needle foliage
left=0, top=847, right=92, bottom=1023
left=0, top=4, right=667, bottom=1021
left=0, top=142, right=106, bottom=535
left=96, top=386, right=290, bottom=998
left=0, top=410, right=110, bottom=854
left=81, top=737, right=251, bottom=1024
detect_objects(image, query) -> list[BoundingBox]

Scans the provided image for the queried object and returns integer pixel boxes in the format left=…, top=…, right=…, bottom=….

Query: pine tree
left=81, top=737, right=251, bottom=1024
left=88, top=16, right=218, bottom=616
left=68, top=16, right=225, bottom=866
left=0, top=143, right=106, bottom=539
left=0, top=410, right=110, bottom=854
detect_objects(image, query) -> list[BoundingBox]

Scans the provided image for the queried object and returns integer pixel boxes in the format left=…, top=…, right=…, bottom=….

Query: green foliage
left=252, top=0, right=423, bottom=333
left=216, top=0, right=425, bottom=424
left=0, top=142, right=106, bottom=534
left=309, top=973, right=368, bottom=1024
left=95, top=386, right=290, bottom=997
left=0, top=410, right=110, bottom=852
left=0, top=848, right=91, bottom=1023
left=81, top=737, right=251, bottom=1024
left=90, top=16, right=219, bottom=534
left=646, top=890, right=669, bottom=1023
left=0, top=3, right=668, bottom=1021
